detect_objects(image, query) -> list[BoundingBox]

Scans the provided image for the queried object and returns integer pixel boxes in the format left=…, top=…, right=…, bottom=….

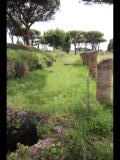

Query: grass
left=97, top=52, right=113, bottom=63
left=7, top=52, right=90, bottom=114
left=7, top=52, right=110, bottom=114
left=7, top=50, right=113, bottom=159
left=8, top=49, right=60, bottom=64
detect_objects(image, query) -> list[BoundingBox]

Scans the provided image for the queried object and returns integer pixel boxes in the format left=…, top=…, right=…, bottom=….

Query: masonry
left=96, top=59, right=113, bottom=103
left=80, top=51, right=97, bottom=78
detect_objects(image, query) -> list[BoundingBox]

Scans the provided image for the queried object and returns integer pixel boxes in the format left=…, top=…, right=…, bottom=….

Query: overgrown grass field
left=7, top=49, right=113, bottom=159
left=7, top=50, right=90, bottom=114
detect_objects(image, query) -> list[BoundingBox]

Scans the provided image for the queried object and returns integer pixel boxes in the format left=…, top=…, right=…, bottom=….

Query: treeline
left=7, top=26, right=107, bottom=54
left=7, top=0, right=112, bottom=54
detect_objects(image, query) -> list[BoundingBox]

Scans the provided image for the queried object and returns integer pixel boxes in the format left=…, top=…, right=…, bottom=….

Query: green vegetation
left=43, top=29, right=66, bottom=49
left=7, top=0, right=60, bottom=45
left=7, top=51, right=89, bottom=114
left=7, top=49, right=57, bottom=63
left=68, top=30, right=85, bottom=54
left=7, top=49, right=113, bottom=159
left=84, top=31, right=106, bottom=51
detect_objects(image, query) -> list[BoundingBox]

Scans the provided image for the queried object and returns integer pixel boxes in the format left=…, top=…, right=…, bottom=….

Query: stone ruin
left=7, top=59, right=30, bottom=78
left=16, top=63, right=29, bottom=78
left=96, top=59, right=113, bottom=103
left=80, top=51, right=97, bottom=78
left=7, top=59, right=16, bottom=78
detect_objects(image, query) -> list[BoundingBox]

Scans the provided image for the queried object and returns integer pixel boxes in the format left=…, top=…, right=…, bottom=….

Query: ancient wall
left=96, top=59, right=113, bottom=103
left=80, top=51, right=97, bottom=78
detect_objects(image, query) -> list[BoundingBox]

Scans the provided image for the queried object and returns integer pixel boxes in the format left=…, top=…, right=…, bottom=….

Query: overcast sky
left=7, top=0, right=113, bottom=50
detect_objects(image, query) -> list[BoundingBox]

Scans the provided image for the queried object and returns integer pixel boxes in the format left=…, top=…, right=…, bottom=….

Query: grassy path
left=7, top=54, right=96, bottom=114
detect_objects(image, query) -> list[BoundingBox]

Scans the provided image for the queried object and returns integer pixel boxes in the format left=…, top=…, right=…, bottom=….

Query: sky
left=7, top=0, right=113, bottom=50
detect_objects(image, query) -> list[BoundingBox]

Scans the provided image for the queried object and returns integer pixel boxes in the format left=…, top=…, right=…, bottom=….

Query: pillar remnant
left=80, top=51, right=97, bottom=78
left=96, top=59, right=113, bottom=103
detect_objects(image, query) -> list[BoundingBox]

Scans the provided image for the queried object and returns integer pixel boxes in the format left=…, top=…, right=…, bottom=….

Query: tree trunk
left=31, top=39, right=33, bottom=46
left=92, top=44, right=95, bottom=50
left=9, top=34, right=14, bottom=44
left=74, top=44, right=77, bottom=54
left=79, top=43, right=82, bottom=51
left=80, top=43, right=83, bottom=51
left=25, top=26, right=30, bottom=46
left=11, top=36, right=14, bottom=44
left=85, top=43, right=87, bottom=51
left=38, top=43, right=39, bottom=49
left=98, top=44, right=100, bottom=51
left=23, top=39, right=26, bottom=45
left=17, top=37, right=20, bottom=44
left=22, top=36, right=25, bottom=45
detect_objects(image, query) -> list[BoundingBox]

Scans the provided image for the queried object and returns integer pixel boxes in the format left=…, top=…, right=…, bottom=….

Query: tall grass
left=7, top=52, right=89, bottom=113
